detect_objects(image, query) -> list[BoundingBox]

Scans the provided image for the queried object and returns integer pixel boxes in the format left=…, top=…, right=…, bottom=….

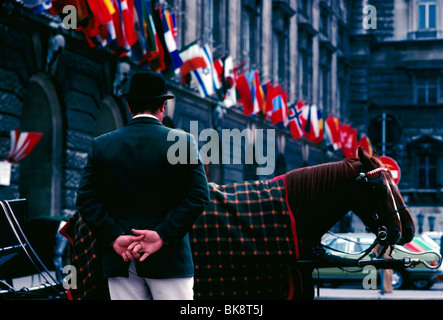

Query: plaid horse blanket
left=191, top=178, right=299, bottom=299
left=60, top=177, right=299, bottom=300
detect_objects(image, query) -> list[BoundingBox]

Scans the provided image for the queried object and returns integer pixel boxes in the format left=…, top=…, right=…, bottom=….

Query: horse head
left=352, top=147, right=415, bottom=246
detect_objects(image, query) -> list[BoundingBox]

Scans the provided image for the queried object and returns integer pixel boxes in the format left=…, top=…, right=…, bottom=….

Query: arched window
left=19, top=73, right=63, bottom=218
left=94, top=96, right=125, bottom=137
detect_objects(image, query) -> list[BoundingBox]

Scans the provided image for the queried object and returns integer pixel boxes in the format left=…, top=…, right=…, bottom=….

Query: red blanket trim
left=59, top=219, right=73, bottom=246
left=58, top=219, right=74, bottom=300
left=271, top=174, right=300, bottom=300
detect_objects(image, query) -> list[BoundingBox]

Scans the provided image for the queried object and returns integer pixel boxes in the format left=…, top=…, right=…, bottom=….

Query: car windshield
left=323, top=238, right=348, bottom=253
left=349, top=237, right=374, bottom=253
left=322, top=234, right=375, bottom=254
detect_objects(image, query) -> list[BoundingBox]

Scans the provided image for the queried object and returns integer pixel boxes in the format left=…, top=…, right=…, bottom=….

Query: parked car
left=313, top=233, right=443, bottom=290
left=424, top=232, right=443, bottom=249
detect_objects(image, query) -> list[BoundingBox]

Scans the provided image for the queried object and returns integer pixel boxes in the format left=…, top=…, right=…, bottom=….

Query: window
left=203, top=0, right=214, bottom=45
left=320, top=6, right=329, bottom=36
left=418, top=154, right=437, bottom=188
left=320, top=48, right=331, bottom=112
left=212, top=0, right=225, bottom=54
left=337, top=62, right=347, bottom=116
left=241, top=2, right=259, bottom=68
left=241, top=9, right=251, bottom=65
left=272, top=30, right=287, bottom=87
left=418, top=0, right=436, bottom=30
left=298, top=0, right=309, bottom=17
left=415, top=76, right=437, bottom=104
left=298, top=31, right=312, bottom=101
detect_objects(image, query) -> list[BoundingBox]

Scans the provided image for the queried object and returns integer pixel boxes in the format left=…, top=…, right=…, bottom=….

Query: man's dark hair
left=127, top=98, right=166, bottom=115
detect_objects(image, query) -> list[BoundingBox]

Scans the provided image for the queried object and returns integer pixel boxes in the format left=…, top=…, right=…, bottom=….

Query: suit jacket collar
left=127, top=116, right=163, bottom=127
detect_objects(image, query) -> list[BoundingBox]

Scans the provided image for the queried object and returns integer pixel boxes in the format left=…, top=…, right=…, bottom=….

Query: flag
left=162, top=10, right=183, bottom=70
left=82, top=0, right=113, bottom=48
left=88, top=0, right=114, bottom=25
left=249, top=69, right=263, bottom=115
left=256, top=75, right=266, bottom=115
left=179, top=42, right=207, bottom=85
left=82, top=10, right=101, bottom=47
left=261, top=82, right=269, bottom=118
left=324, top=116, right=341, bottom=150
left=131, top=0, right=147, bottom=61
left=313, top=108, right=324, bottom=144
left=263, top=82, right=276, bottom=120
left=170, top=12, right=178, bottom=40
left=288, top=100, right=305, bottom=140
left=202, top=45, right=222, bottom=93
left=49, top=0, right=92, bottom=29
left=141, top=0, right=159, bottom=62
left=341, top=124, right=358, bottom=158
left=6, top=130, right=43, bottom=164
left=109, top=0, right=125, bottom=48
left=358, top=134, right=373, bottom=156
left=270, top=86, right=288, bottom=126
left=236, top=73, right=255, bottom=116
left=152, top=4, right=170, bottom=71
left=193, top=45, right=221, bottom=97
left=213, top=59, right=224, bottom=85
left=302, top=104, right=321, bottom=142
left=120, top=0, right=138, bottom=47
left=223, top=56, right=237, bottom=108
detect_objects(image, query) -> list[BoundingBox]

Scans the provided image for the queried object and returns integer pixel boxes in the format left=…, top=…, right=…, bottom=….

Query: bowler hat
left=119, top=71, right=174, bottom=101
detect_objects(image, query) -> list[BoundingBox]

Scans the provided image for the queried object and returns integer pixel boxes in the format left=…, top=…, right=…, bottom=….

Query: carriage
left=0, top=148, right=440, bottom=300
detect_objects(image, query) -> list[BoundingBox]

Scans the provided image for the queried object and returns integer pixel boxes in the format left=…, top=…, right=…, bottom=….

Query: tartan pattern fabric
left=60, top=178, right=298, bottom=300
left=59, top=212, right=109, bottom=300
left=191, top=179, right=298, bottom=299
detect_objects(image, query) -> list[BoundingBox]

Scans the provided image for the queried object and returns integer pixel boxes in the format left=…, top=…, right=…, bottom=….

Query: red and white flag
left=6, top=130, right=43, bottom=164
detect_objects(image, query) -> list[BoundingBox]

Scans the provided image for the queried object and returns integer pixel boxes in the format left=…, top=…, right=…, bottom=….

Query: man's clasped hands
left=112, top=229, right=165, bottom=262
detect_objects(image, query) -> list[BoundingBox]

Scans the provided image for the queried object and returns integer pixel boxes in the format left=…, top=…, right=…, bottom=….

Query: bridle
left=355, top=166, right=406, bottom=242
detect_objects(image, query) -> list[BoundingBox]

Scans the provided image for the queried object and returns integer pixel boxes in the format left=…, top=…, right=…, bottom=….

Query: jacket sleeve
left=75, top=141, right=125, bottom=246
left=155, top=134, right=209, bottom=245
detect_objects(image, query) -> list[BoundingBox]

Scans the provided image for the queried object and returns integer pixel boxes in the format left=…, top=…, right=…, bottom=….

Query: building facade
left=348, top=0, right=443, bottom=233
left=0, top=0, right=354, bottom=222
left=4, top=0, right=439, bottom=237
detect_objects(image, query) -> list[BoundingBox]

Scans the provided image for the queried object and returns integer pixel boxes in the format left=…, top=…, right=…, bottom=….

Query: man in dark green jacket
left=76, top=71, right=209, bottom=300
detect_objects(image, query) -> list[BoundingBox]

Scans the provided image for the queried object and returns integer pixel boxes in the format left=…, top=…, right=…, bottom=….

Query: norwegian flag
left=5, top=130, right=43, bottom=164
left=288, top=100, right=305, bottom=140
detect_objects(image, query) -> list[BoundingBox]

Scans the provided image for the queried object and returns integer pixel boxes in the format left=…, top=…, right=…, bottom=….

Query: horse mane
left=284, top=158, right=362, bottom=245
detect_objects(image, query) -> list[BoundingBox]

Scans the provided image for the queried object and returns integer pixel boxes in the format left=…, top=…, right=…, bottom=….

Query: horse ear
left=358, top=146, right=373, bottom=167
left=358, top=146, right=369, bottom=159
left=373, top=149, right=381, bottom=161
